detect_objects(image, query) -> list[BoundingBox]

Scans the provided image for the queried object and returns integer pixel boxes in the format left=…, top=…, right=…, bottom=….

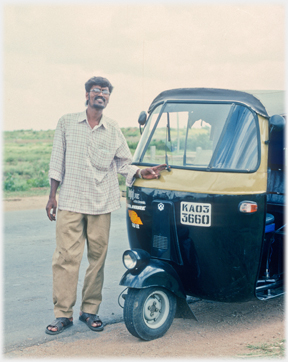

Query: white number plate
left=180, top=202, right=211, bottom=227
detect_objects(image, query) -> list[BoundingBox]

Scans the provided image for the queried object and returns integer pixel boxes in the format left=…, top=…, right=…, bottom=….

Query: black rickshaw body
left=119, top=88, right=285, bottom=340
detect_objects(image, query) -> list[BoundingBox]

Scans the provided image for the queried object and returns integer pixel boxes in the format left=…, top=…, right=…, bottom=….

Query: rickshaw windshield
left=133, top=102, right=260, bottom=172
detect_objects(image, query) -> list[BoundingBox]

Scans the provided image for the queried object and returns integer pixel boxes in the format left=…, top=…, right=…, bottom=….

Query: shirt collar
left=77, top=110, right=107, bottom=129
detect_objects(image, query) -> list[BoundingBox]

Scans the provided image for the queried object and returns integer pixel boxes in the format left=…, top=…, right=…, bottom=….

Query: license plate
left=180, top=202, right=211, bottom=227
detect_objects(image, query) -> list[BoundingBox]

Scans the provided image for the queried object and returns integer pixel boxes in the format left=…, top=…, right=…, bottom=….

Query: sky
left=2, top=0, right=286, bottom=131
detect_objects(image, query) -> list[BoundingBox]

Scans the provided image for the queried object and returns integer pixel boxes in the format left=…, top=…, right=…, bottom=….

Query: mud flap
left=174, top=297, right=198, bottom=321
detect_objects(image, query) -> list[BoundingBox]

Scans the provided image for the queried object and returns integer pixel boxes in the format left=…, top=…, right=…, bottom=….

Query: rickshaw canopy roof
left=148, top=88, right=285, bottom=118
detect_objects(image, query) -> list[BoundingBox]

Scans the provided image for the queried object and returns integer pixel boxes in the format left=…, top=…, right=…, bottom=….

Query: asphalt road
left=3, top=200, right=130, bottom=353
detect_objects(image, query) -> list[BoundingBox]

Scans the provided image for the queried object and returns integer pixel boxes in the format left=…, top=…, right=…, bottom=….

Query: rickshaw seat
left=267, top=169, right=284, bottom=205
left=265, top=213, right=275, bottom=233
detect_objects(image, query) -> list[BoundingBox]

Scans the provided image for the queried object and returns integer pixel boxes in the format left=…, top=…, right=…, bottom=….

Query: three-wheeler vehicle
left=119, top=88, right=285, bottom=340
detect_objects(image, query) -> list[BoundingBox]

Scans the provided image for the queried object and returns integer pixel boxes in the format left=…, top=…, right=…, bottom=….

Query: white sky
left=2, top=0, right=286, bottom=131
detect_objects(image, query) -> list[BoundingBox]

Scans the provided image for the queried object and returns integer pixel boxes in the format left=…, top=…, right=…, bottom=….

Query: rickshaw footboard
left=174, top=297, right=198, bottom=321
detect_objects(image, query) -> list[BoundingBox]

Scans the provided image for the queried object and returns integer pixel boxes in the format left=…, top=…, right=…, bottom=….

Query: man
left=45, top=76, right=166, bottom=335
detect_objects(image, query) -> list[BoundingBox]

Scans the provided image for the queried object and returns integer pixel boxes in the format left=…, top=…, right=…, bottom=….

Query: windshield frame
left=133, top=100, right=261, bottom=173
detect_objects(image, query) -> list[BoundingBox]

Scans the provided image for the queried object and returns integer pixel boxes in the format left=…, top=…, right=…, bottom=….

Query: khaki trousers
left=52, top=209, right=111, bottom=318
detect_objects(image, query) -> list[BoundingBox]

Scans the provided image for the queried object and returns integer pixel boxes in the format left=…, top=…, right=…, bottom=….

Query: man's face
left=86, top=85, right=110, bottom=110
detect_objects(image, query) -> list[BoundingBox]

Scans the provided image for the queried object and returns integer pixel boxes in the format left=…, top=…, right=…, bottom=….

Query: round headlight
left=123, top=251, right=137, bottom=270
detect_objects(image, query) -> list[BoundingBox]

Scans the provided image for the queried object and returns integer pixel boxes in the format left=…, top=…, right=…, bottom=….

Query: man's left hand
left=139, top=164, right=168, bottom=179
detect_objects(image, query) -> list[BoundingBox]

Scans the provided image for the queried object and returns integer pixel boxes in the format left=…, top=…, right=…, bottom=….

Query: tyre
left=123, top=287, right=177, bottom=341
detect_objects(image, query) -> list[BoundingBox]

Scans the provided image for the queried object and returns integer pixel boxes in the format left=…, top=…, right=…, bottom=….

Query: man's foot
left=79, top=312, right=104, bottom=331
left=45, top=317, right=73, bottom=335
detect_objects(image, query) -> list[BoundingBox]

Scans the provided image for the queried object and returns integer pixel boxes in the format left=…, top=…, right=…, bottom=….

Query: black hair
left=85, top=76, right=114, bottom=94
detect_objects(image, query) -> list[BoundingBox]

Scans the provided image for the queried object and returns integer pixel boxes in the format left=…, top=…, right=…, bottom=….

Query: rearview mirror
left=138, top=111, right=147, bottom=126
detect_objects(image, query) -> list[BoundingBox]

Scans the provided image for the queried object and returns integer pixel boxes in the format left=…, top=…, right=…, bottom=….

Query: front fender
left=119, top=259, right=186, bottom=298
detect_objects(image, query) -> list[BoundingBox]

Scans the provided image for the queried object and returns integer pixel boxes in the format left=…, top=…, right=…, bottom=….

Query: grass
left=239, top=339, right=285, bottom=358
left=3, top=188, right=50, bottom=198
left=4, top=141, right=52, bottom=193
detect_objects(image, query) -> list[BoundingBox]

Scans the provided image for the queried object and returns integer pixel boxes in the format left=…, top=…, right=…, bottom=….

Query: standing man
left=45, top=76, right=166, bottom=335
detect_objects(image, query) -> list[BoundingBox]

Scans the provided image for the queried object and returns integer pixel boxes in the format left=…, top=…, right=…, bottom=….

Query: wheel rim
left=143, top=290, right=170, bottom=329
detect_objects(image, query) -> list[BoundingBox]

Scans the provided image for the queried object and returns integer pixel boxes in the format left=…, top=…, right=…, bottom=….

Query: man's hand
left=139, top=164, right=168, bottom=179
left=46, top=197, right=58, bottom=221
left=46, top=179, right=60, bottom=221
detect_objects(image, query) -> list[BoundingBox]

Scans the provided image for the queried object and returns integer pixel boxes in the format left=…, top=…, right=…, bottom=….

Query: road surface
left=3, top=200, right=129, bottom=353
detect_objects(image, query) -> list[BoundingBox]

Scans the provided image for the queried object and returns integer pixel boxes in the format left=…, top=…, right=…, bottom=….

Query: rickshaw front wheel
left=123, top=287, right=177, bottom=341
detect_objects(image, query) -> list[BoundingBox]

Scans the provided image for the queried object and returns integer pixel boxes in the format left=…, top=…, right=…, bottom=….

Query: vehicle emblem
left=158, top=203, right=164, bottom=211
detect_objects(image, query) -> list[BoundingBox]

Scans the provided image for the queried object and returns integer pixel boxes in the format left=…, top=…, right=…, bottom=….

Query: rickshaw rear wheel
left=123, top=287, right=177, bottom=341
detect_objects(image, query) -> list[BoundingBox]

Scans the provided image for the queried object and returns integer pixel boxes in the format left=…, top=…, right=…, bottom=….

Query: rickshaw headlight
left=122, top=249, right=150, bottom=270
left=123, top=250, right=137, bottom=269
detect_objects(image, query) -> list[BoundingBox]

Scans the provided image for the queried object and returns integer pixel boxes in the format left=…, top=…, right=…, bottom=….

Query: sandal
left=79, top=312, right=104, bottom=331
left=45, top=317, right=73, bottom=335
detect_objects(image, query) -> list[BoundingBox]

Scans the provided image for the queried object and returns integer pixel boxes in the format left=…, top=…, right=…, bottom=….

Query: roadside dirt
left=3, top=195, right=49, bottom=212
left=3, top=196, right=286, bottom=358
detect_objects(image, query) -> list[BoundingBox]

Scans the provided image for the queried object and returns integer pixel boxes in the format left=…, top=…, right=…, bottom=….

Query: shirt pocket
left=89, top=146, right=115, bottom=172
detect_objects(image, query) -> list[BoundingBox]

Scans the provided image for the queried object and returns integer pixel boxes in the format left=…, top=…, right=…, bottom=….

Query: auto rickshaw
left=119, top=88, right=285, bottom=341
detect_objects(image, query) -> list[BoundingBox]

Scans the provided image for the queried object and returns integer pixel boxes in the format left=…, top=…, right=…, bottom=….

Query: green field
left=3, top=128, right=140, bottom=198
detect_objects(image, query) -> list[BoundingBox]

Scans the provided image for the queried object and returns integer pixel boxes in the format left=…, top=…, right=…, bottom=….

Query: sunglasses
left=90, top=88, right=110, bottom=95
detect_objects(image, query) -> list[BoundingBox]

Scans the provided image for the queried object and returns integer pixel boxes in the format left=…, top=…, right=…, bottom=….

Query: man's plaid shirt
left=49, top=110, right=139, bottom=214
